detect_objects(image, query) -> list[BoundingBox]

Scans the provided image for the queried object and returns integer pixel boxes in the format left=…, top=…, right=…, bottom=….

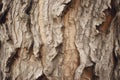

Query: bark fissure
left=6, top=48, right=19, bottom=73
left=24, top=0, right=32, bottom=15
left=0, top=7, right=9, bottom=24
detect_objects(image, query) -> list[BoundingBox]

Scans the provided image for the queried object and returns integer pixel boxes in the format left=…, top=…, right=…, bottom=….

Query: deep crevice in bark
left=6, top=48, right=20, bottom=73
left=112, top=47, right=118, bottom=80
left=25, top=0, right=32, bottom=15
left=96, top=0, right=117, bottom=34
left=0, top=2, right=3, bottom=11
left=5, top=75, right=12, bottom=80
left=61, top=0, right=72, bottom=18
left=0, top=68, right=3, bottom=80
left=92, top=65, right=99, bottom=80
left=0, top=7, right=9, bottom=24
left=36, top=73, right=48, bottom=80
left=96, top=8, right=115, bottom=34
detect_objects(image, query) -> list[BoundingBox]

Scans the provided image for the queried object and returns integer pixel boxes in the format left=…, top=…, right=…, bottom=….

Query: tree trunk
left=0, top=0, right=120, bottom=80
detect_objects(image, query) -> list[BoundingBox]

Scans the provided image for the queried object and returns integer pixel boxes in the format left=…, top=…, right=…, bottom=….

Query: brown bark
left=0, top=0, right=120, bottom=80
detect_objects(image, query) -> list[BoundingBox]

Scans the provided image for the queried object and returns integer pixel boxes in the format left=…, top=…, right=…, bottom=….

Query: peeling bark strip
left=0, top=0, right=120, bottom=80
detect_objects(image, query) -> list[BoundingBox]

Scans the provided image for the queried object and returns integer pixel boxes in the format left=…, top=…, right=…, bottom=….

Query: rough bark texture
left=0, top=0, right=120, bottom=80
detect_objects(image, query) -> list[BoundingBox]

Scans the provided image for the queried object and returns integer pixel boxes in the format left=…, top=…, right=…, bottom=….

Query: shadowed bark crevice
left=6, top=48, right=20, bottom=73
left=96, top=0, right=117, bottom=34
left=0, top=7, right=9, bottom=24
left=36, top=73, right=48, bottom=80
left=96, top=9, right=116, bottom=34
left=61, top=0, right=72, bottom=18
left=5, top=75, right=12, bottom=80
left=112, top=47, right=118, bottom=80
left=0, top=68, right=3, bottom=80
left=0, top=2, right=3, bottom=11
left=81, top=66, right=94, bottom=80
left=25, top=0, right=32, bottom=15
left=92, top=64, right=99, bottom=80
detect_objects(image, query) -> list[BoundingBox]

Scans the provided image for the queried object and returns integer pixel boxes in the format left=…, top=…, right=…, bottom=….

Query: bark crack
left=0, top=7, right=9, bottom=24
left=5, top=48, right=20, bottom=73
left=24, top=0, right=32, bottom=15
left=96, top=1, right=116, bottom=34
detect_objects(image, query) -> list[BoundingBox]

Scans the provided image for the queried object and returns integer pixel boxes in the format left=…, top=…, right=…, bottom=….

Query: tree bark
left=0, top=0, right=120, bottom=80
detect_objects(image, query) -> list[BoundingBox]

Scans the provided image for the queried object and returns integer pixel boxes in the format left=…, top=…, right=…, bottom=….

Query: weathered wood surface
left=0, top=0, right=120, bottom=80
